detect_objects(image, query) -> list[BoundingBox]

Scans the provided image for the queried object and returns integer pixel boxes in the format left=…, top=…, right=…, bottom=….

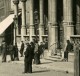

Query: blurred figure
left=13, top=43, right=19, bottom=61
left=44, top=41, right=48, bottom=49
left=63, top=40, right=73, bottom=62
left=34, top=41, right=39, bottom=64
left=9, top=43, right=14, bottom=61
left=1, top=40, right=7, bottom=62
left=30, top=42, right=35, bottom=59
left=24, top=43, right=33, bottom=73
left=20, top=41, right=24, bottom=57
left=38, top=42, right=45, bottom=59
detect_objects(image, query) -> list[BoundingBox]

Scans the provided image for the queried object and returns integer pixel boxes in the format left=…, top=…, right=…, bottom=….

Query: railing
left=49, top=42, right=58, bottom=56
left=48, top=42, right=63, bottom=56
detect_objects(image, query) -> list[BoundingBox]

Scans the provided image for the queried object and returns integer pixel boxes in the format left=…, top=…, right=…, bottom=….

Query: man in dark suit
left=24, top=43, right=34, bottom=73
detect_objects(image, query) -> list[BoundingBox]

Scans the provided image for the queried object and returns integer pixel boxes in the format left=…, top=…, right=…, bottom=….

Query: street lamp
left=13, top=15, right=18, bottom=45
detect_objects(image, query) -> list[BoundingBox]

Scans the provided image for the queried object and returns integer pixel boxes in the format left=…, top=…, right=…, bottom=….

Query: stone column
left=39, top=0, right=44, bottom=43
left=29, top=0, right=34, bottom=42
left=48, top=0, right=52, bottom=50
left=76, top=0, right=80, bottom=35
left=63, top=0, right=74, bottom=44
left=13, top=0, right=19, bottom=45
left=48, top=0, right=58, bottom=56
left=20, top=0, right=26, bottom=41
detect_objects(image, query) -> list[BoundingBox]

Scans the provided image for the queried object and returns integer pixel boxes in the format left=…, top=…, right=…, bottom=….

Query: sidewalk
left=0, top=54, right=74, bottom=73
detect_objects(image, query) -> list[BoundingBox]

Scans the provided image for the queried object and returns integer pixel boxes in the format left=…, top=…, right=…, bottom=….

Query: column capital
left=13, top=0, right=19, bottom=4
left=20, top=0, right=27, bottom=2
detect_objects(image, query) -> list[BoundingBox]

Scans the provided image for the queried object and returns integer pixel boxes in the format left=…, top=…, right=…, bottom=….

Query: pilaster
left=20, top=0, right=27, bottom=41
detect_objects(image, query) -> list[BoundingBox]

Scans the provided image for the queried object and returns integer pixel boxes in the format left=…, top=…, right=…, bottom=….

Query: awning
left=0, top=13, right=21, bottom=35
left=0, top=14, right=14, bottom=35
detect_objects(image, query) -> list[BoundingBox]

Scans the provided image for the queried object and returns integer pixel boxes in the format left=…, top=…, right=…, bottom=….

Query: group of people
left=1, top=40, right=19, bottom=62
left=24, top=41, right=45, bottom=73
left=1, top=39, right=73, bottom=73
left=1, top=40, right=45, bottom=73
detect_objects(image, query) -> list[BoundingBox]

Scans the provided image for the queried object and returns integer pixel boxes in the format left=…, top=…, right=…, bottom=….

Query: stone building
left=0, top=0, right=79, bottom=55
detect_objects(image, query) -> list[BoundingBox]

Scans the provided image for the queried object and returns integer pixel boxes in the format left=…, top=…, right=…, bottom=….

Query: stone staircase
left=43, top=49, right=74, bottom=62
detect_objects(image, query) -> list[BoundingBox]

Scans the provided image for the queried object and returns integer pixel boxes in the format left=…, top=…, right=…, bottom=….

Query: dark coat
left=38, top=44, right=44, bottom=55
left=21, top=43, right=24, bottom=50
left=1, top=42, right=7, bottom=55
left=24, top=45, right=33, bottom=63
left=31, top=45, right=35, bottom=59
left=13, top=45, right=19, bottom=59
left=9, top=44, right=14, bottom=55
left=64, top=42, right=73, bottom=59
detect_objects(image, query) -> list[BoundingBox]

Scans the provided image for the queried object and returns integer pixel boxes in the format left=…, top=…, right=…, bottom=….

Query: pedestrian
left=20, top=41, right=24, bottom=57
left=38, top=42, right=45, bottom=59
left=44, top=41, right=48, bottom=49
left=63, top=40, right=73, bottom=62
left=30, top=42, right=35, bottom=59
left=13, top=43, right=19, bottom=61
left=33, top=41, right=39, bottom=64
left=24, top=43, right=33, bottom=73
left=9, top=43, right=14, bottom=61
left=1, top=40, right=7, bottom=62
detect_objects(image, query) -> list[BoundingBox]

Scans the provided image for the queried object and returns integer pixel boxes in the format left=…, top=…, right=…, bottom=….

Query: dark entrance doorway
left=5, top=23, right=14, bottom=45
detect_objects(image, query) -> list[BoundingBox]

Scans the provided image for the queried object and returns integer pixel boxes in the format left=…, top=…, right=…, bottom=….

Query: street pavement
left=11, top=53, right=74, bottom=73
left=0, top=53, right=74, bottom=76
left=0, top=60, right=73, bottom=76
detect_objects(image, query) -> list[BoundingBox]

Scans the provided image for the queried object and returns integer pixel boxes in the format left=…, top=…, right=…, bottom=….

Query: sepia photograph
left=0, top=0, right=79, bottom=76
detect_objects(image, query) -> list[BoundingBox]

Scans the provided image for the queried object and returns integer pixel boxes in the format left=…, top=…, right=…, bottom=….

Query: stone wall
left=0, top=0, right=11, bottom=22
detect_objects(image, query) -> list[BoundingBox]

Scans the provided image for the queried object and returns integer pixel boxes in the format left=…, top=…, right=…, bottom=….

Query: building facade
left=0, top=0, right=80, bottom=55
left=0, top=0, right=11, bottom=45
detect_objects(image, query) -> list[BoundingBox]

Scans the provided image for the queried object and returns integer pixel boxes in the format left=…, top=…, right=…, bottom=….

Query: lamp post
left=34, top=10, right=39, bottom=42
left=13, top=15, right=18, bottom=45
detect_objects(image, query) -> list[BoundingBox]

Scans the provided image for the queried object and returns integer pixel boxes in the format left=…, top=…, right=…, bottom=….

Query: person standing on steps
left=63, top=40, right=73, bottom=62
